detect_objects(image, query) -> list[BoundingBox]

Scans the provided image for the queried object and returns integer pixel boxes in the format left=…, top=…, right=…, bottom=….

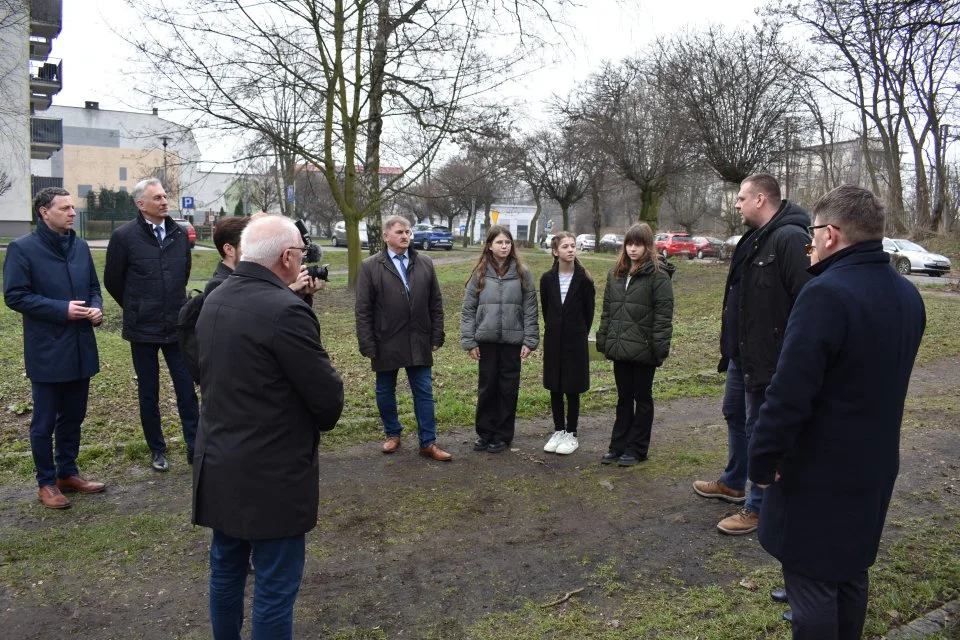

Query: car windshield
left=893, top=240, right=926, bottom=252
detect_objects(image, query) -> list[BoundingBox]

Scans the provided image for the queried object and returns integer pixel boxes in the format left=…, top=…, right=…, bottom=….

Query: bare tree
left=524, top=125, right=592, bottom=231
left=662, top=170, right=721, bottom=235
left=565, top=57, right=694, bottom=230
left=128, top=0, right=571, bottom=286
left=657, top=23, right=805, bottom=187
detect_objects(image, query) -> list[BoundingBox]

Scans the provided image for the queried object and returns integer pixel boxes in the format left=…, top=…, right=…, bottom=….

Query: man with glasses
left=193, top=215, right=343, bottom=639
left=693, top=173, right=812, bottom=535
left=749, top=185, right=925, bottom=639
left=355, top=215, right=451, bottom=461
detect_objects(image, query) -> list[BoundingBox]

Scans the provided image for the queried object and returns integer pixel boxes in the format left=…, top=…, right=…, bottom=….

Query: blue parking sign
left=181, top=196, right=194, bottom=209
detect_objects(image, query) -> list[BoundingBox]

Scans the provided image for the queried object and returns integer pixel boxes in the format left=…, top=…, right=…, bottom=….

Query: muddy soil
left=1, top=359, right=958, bottom=639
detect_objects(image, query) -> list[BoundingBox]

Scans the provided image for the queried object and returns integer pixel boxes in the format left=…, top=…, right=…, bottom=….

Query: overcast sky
left=50, top=0, right=765, bottom=164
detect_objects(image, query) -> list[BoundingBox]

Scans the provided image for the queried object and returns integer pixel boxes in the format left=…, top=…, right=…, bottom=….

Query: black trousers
left=610, top=361, right=656, bottom=458
left=783, top=566, right=869, bottom=640
left=550, top=392, right=580, bottom=433
left=475, top=343, right=522, bottom=444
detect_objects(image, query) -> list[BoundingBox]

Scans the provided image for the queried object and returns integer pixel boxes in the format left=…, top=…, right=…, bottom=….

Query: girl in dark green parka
left=595, top=223, right=674, bottom=466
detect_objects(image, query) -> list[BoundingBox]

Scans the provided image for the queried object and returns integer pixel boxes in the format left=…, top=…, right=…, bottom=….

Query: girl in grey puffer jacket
left=461, top=226, right=540, bottom=453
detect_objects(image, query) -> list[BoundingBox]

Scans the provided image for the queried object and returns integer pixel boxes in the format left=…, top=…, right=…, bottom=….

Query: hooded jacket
left=719, top=200, right=811, bottom=391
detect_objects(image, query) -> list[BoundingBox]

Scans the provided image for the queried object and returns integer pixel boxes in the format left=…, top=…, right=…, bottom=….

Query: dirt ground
left=1, top=359, right=959, bottom=639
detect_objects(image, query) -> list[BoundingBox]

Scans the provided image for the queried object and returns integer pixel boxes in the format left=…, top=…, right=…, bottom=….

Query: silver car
left=882, top=237, right=952, bottom=277
left=575, top=233, right=595, bottom=252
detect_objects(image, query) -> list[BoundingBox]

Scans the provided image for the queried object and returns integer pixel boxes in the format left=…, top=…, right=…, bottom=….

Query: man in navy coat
left=3, top=188, right=106, bottom=509
left=749, top=185, right=926, bottom=639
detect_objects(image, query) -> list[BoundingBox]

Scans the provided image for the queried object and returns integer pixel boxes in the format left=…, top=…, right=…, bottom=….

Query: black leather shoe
left=771, top=588, right=788, bottom=604
left=617, top=454, right=641, bottom=466
left=486, top=440, right=508, bottom=453
left=151, top=452, right=169, bottom=472
left=473, top=438, right=489, bottom=452
left=601, top=452, right=620, bottom=465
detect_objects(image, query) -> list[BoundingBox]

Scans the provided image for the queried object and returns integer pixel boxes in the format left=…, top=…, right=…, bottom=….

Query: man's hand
left=468, top=347, right=481, bottom=361
left=289, top=266, right=322, bottom=297
left=88, top=307, right=103, bottom=326
left=67, top=300, right=92, bottom=321
left=520, top=345, right=532, bottom=359
left=432, top=345, right=440, bottom=352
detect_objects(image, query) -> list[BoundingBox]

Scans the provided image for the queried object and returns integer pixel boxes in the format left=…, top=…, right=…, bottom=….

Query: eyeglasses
left=804, top=244, right=816, bottom=256
left=287, top=245, right=308, bottom=255
left=807, top=224, right=840, bottom=236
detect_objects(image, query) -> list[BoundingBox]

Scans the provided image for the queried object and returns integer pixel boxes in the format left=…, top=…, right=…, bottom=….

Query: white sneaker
left=544, top=431, right=565, bottom=453
left=555, top=432, right=579, bottom=455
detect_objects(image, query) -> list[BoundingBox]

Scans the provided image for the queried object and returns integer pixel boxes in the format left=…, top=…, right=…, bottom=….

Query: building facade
left=0, top=0, right=63, bottom=236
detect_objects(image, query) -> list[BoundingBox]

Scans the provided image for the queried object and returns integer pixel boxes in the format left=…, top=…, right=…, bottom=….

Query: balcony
left=32, top=176, right=64, bottom=194
left=30, top=0, right=62, bottom=40
left=30, top=117, right=63, bottom=160
left=29, top=58, right=61, bottom=110
left=29, top=36, right=52, bottom=61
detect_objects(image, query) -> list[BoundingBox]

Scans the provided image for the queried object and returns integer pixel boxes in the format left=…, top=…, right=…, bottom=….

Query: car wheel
left=444, top=245, right=452, bottom=251
left=896, top=258, right=911, bottom=275
left=333, top=236, right=340, bottom=247
left=424, top=239, right=431, bottom=251
left=929, top=272, right=942, bottom=277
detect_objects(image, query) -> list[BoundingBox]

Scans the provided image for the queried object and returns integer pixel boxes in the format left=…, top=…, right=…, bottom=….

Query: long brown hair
left=466, top=225, right=528, bottom=292
left=614, top=223, right=658, bottom=279
left=550, top=231, right=593, bottom=282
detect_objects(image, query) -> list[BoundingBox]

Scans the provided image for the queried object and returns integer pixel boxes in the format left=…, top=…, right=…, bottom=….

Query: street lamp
left=160, top=136, right=170, bottom=192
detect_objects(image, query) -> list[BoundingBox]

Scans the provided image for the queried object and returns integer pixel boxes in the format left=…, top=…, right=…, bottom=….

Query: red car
left=692, top=236, right=724, bottom=259
left=173, top=218, right=196, bottom=248
left=654, top=232, right=696, bottom=259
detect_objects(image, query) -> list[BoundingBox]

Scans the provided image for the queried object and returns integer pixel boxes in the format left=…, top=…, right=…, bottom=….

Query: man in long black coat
left=355, top=215, right=451, bottom=461
left=193, top=215, right=343, bottom=639
left=749, top=185, right=925, bottom=639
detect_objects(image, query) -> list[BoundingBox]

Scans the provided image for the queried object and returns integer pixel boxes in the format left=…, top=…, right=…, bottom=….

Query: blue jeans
left=29, top=379, right=89, bottom=487
left=719, top=359, right=766, bottom=513
left=209, top=530, right=305, bottom=640
left=130, top=342, right=199, bottom=455
left=375, top=366, right=437, bottom=448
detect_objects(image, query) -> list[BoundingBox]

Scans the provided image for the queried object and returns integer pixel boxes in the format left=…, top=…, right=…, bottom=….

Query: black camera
left=295, top=219, right=329, bottom=282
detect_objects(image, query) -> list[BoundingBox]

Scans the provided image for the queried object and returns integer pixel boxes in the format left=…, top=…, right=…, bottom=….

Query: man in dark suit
left=3, top=188, right=106, bottom=509
left=104, top=177, right=199, bottom=472
left=749, top=185, right=926, bottom=639
left=193, top=214, right=343, bottom=639
left=355, top=215, right=451, bottom=461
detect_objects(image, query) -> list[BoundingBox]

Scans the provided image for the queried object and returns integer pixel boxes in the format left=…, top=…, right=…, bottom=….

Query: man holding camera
left=193, top=215, right=343, bottom=638
left=4, top=187, right=106, bottom=509
left=356, top=215, right=451, bottom=461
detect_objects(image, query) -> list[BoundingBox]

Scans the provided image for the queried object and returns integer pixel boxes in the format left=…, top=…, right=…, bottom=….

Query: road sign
left=287, top=185, right=295, bottom=203
left=459, top=224, right=466, bottom=235
left=491, top=210, right=499, bottom=224
left=546, top=219, right=553, bottom=231
left=181, top=196, right=194, bottom=209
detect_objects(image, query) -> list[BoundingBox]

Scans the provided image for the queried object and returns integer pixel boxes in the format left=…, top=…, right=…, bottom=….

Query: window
left=517, top=225, right=528, bottom=240
left=78, top=184, right=92, bottom=198
left=119, top=167, right=127, bottom=181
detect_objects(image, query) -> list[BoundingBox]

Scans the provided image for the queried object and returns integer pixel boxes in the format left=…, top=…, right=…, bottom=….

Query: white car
left=575, top=234, right=595, bottom=252
left=332, top=220, right=368, bottom=248
left=882, top=238, right=952, bottom=277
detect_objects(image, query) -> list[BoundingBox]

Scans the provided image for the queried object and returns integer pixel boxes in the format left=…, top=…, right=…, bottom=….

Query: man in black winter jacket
left=693, top=173, right=812, bottom=535
left=104, top=178, right=199, bottom=472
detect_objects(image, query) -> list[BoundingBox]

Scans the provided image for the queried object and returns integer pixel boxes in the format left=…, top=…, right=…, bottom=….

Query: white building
left=0, top=0, right=64, bottom=236
left=455, top=203, right=540, bottom=243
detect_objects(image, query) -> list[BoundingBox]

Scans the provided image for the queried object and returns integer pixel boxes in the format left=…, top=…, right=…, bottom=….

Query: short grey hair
left=239, top=215, right=301, bottom=265
left=132, top=178, right=163, bottom=204
left=812, top=185, right=885, bottom=244
left=383, top=215, right=411, bottom=233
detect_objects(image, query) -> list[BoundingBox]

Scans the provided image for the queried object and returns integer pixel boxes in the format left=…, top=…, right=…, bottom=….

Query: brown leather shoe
left=419, top=443, right=452, bottom=461
left=38, top=485, right=70, bottom=509
left=56, top=475, right=106, bottom=494
left=382, top=436, right=401, bottom=454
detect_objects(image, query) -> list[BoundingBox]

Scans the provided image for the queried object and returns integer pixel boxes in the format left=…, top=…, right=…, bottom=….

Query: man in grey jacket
left=355, top=216, right=451, bottom=461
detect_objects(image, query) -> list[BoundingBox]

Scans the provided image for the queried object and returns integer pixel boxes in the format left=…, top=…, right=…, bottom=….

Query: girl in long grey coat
left=461, top=226, right=539, bottom=453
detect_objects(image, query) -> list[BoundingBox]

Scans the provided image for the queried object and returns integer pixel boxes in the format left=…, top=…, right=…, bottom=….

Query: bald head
left=239, top=215, right=304, bottom=283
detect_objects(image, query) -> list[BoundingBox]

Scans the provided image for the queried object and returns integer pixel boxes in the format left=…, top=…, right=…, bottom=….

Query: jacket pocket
left=752, top=254, right=777, bottom=289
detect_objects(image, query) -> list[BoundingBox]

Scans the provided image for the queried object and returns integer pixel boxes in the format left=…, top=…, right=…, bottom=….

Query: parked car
left=599, top=233, right=625, bottom=252
left=332, top=220, right=368, bottom=248
left=654, top=232, right=696, bottom=259
left=172, top=218, right=196, bottom=248
left=575, top=234, right=596, bottom=252
left=882, top=237, right=952, bottom=276
left=412, top=223, right=454, bottom=251
left=692, top=236, right=724, bottom=260
left=540, top=233, right=556, bottom=250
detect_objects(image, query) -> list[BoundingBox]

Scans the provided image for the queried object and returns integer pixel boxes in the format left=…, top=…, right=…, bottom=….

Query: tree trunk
left=560, top=203, right=570, bottom=232
left=528, top=189, right=542, bottom=244
left=638, top=186, right=661, bottom=232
